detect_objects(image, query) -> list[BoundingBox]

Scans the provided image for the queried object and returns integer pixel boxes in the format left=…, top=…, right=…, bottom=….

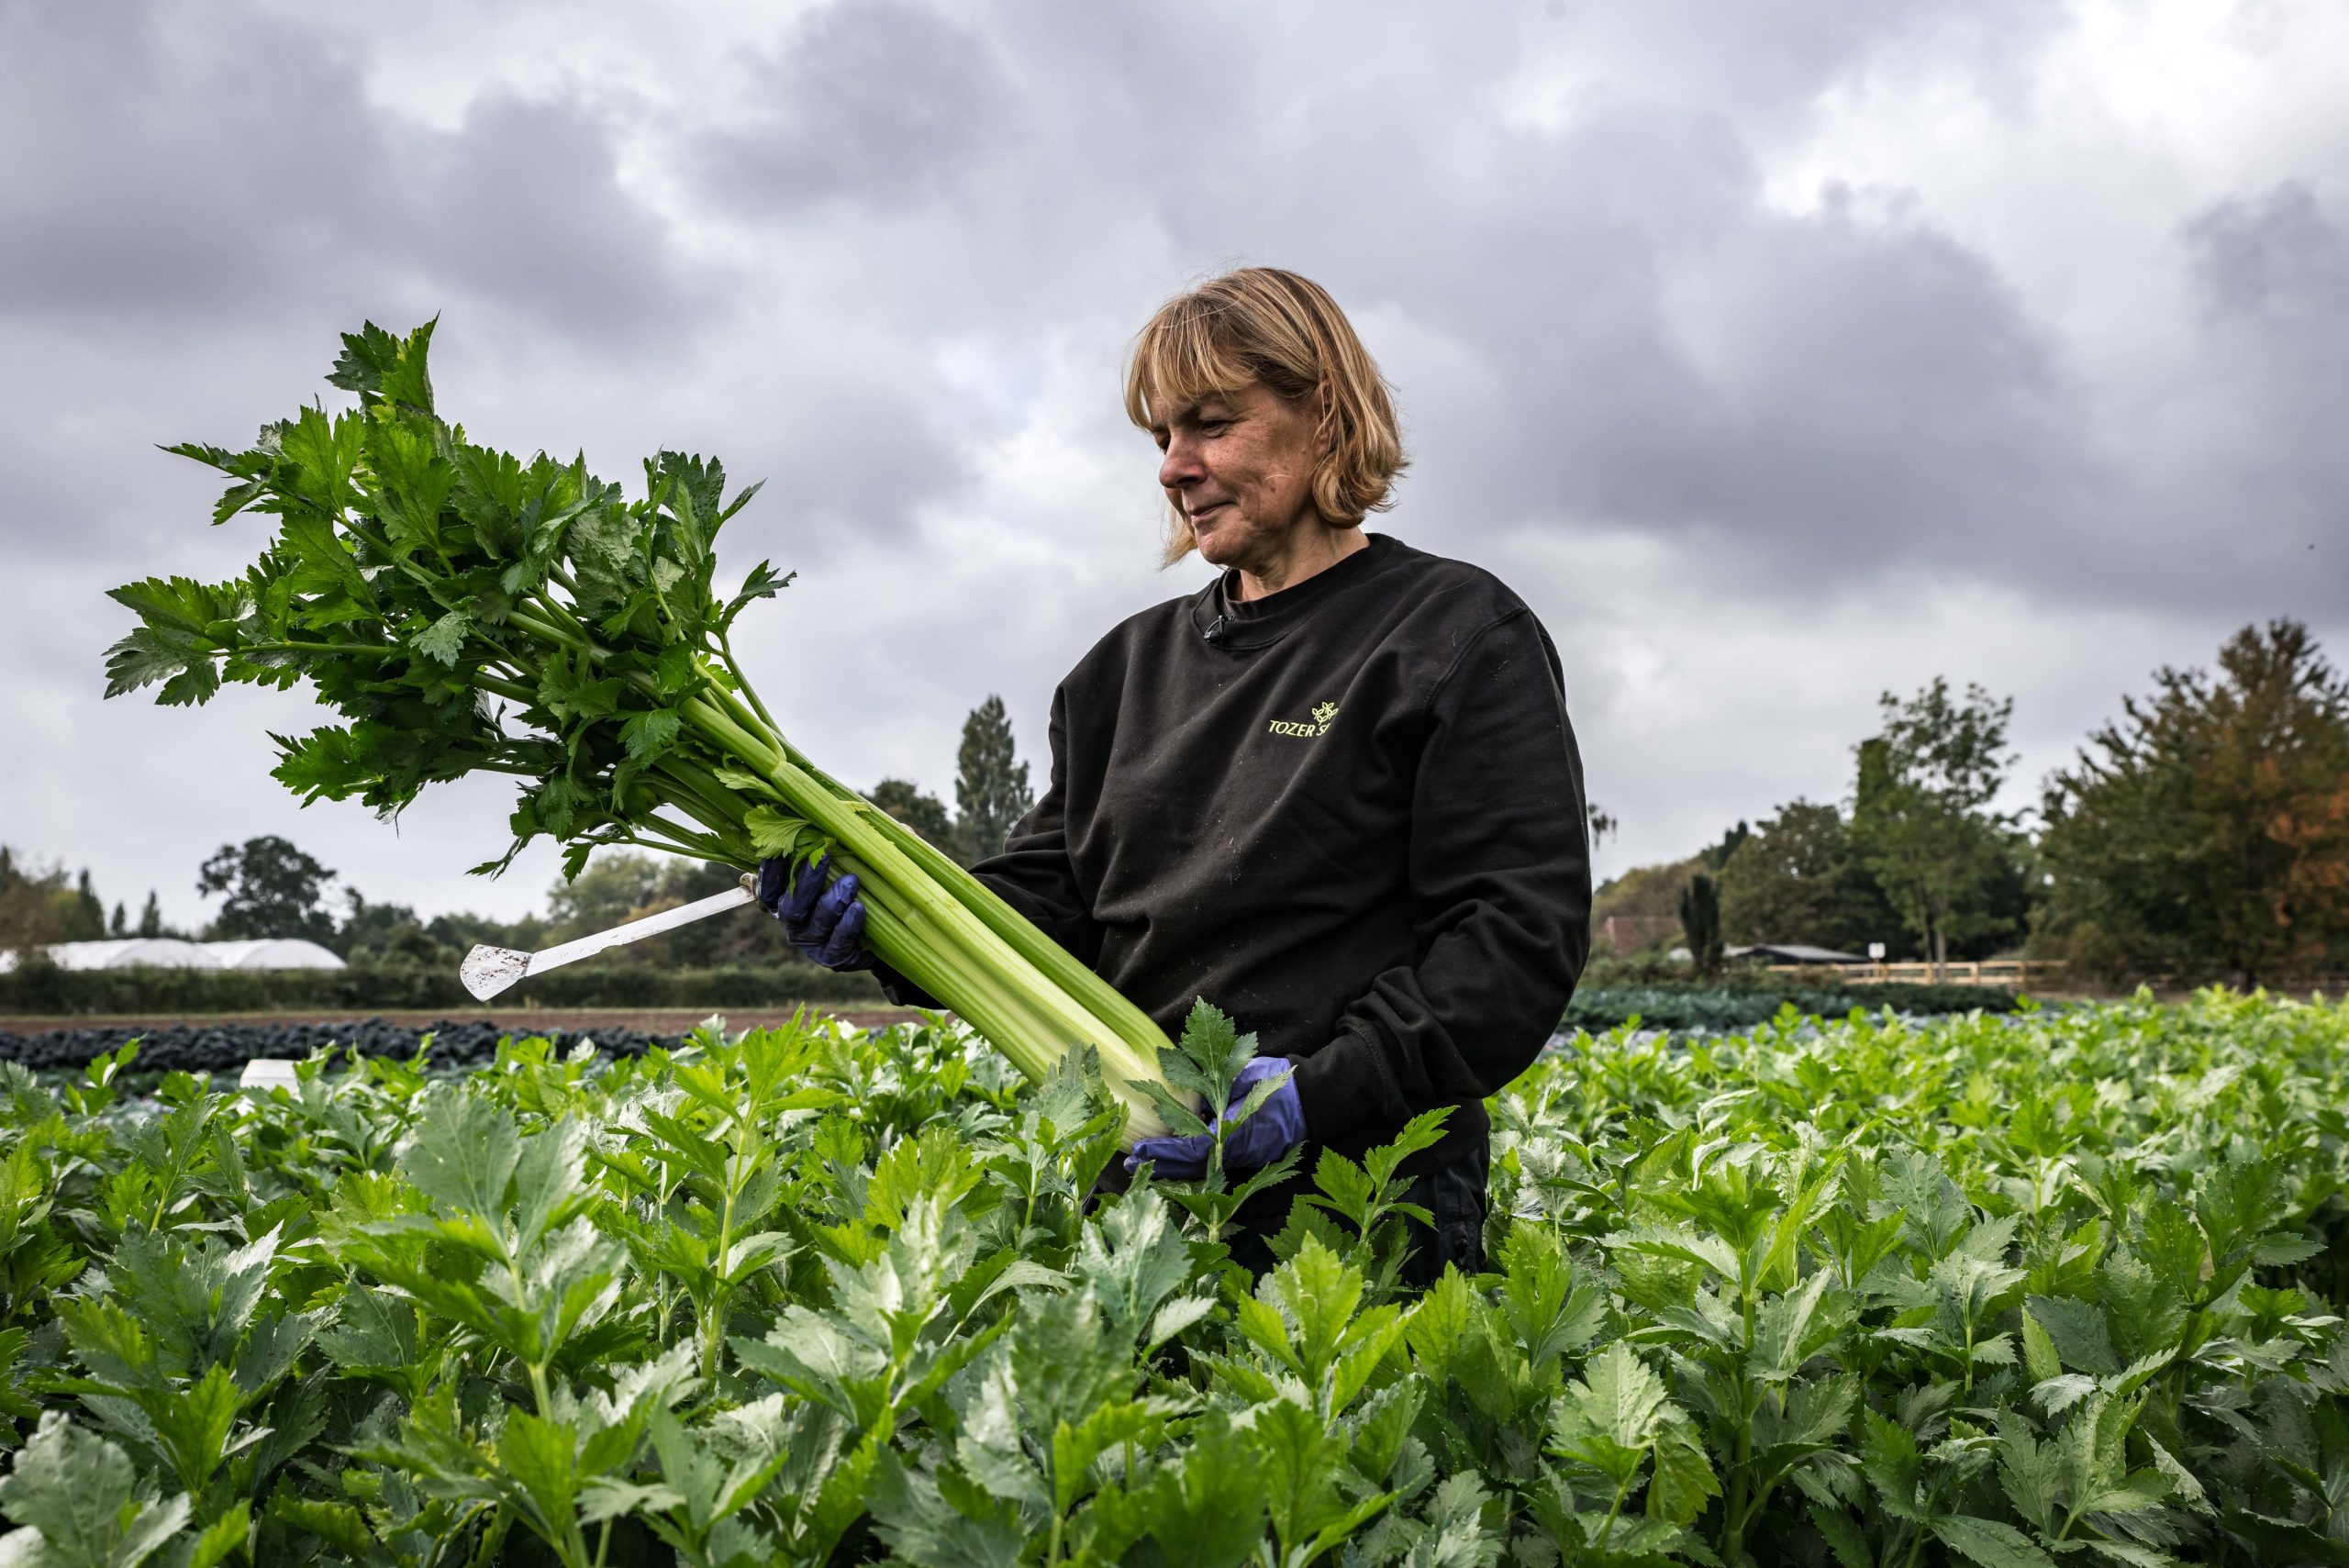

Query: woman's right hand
left=755, top=854, right=875, bottom=972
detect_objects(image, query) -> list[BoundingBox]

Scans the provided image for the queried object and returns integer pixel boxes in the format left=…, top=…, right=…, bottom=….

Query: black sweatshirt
left=885, top=532, right=1590, bottom=1195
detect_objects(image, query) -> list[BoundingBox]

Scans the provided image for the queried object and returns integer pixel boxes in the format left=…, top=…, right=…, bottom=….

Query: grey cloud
left=1418, top=0, right=2072, bottom=149
left=2174, top=182, right=2349, bottom=584
left=0, top=0, right=699, bottom=338
left=703, top=373, right=969, bottom=558
left=414, top=93, right=703, bottom=338
left=695, top=3, right=2112, bottom=600
left=1571, top=192, right=2089, bottom=552
left=0, top=0, right=389, bottom=314
left=0, top=0, right=2301, bottom=615
left=0, top=0, right=744, bottom=594
left=697, top=1, right=1008, bottom=212
left=941, top=9, right=2238, bottom=612
left=2188, top=181, right=2348, bottom=323
left=1001, top=71, right=2100, bottom=595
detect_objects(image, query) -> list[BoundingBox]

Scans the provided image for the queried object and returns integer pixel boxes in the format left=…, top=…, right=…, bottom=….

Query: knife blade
left=460, top=873, right=761, bottom=1001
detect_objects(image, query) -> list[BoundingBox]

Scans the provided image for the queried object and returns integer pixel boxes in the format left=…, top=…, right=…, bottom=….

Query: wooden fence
left=1762, top=960, right=2070, bottom=988
left=1759, top=962, right=2349, bottom=993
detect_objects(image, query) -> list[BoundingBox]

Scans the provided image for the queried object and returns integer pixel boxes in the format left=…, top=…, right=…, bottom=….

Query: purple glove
left=1126, top=1056, right=1306, bottom=1180
left=755, top=854, right=874, bottom=972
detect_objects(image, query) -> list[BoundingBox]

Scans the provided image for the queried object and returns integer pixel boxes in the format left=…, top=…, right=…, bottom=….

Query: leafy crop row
left=2, top=991, right=2346, bottom=1566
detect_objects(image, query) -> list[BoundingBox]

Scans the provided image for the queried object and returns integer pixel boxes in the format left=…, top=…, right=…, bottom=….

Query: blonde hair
left=1124, top=268, right=1406, bottom=564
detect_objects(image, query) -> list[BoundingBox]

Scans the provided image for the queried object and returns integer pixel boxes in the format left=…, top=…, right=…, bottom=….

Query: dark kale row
left=0, top=960, right=882, bottom=1018
left=1563, top=980, right=2026, bottom=1033
left=0, top=1018, right=682, bottom=1073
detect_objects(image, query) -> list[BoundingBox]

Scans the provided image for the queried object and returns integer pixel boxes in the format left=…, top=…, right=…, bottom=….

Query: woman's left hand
left=1125, top=1056, right=1307, bottom=1179
left=756, top=853, right=875, bottom=972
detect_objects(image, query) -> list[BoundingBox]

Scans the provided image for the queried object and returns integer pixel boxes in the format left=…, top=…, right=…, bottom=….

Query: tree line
left=2, top=695, right=1038, bottom=973
left=19, top=623, right=2346, bottom=990
left=1597, top=618, right=2349, bottom=985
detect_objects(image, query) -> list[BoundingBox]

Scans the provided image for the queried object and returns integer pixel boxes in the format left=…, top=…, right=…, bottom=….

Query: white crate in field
left=239, top=1059, right=302, bottom=1092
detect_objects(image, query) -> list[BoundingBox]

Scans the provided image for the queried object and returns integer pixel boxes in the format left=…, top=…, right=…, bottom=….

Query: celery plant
left=99, top=319, right=1173, bottom=1140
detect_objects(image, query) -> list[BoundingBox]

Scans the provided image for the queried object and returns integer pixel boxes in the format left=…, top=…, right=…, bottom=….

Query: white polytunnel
left=0, top=939, right=347, bottom=973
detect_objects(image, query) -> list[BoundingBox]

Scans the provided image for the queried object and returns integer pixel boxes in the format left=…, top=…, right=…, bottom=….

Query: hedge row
left=0, top=959, right=885, bottom=1016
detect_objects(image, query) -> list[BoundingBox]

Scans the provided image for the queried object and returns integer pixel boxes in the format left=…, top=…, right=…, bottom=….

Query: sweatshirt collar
left=1188, top=533, right=1397, bottom=651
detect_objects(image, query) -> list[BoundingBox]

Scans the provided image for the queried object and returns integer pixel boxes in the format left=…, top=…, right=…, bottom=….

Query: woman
left=763, top=267, right=1590, bottom=1282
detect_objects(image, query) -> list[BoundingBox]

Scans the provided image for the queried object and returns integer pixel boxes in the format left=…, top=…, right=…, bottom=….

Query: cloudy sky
left=4, top=0, right=2344, bottom=929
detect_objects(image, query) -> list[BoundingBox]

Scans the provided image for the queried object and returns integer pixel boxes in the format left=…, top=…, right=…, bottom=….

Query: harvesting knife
left=460, top=873, right=761, bottom=1001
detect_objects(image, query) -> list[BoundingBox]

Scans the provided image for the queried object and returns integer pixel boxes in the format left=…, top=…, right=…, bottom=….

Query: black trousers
left=1221, top=1139, right=1490, bottom=1290
left=1397, top=1139, right=1491, bottom=1289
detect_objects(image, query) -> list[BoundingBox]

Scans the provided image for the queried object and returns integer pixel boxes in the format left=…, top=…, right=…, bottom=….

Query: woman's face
left=1148, top=381, right=1324, bottom=577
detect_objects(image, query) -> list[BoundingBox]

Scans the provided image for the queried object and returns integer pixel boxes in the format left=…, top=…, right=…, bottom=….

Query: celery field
left=5, top=993, right=2349, bottom=1566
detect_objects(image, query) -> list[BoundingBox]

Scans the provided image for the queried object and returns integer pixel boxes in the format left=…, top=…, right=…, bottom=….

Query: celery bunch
left=101, top=320, right=1174, bottom=1140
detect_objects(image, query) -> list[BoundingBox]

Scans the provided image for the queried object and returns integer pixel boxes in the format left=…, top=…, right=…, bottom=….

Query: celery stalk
left=102, top=318, right=1182, bottom=1146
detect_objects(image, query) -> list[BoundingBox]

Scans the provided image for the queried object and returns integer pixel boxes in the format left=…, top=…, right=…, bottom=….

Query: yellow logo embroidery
left=1268, top=701, right=1340, bottom=739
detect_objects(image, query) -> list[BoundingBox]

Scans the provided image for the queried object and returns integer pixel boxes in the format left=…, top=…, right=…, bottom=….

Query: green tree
left=659, top=858, right=795, bottom=967
left=953, top=695, right=1034, bottom=866
left=1718, top=799, right=1909, bottom=956
left=107, top=902, right=127, bottom=939
left=423, top=907, right=551, bottom=960
left=1679, top=872, right=1724, bottom=977
left=136, top=890, right=163, bottom=938
left=2038, top=619, right=2349, bottom=984
left=541, top=852, right=793, bottom=969
left=339, top=893, right=445, bottom=964
left=1590, top=856, right=1702, bottom=955
left=544, top=853, right=669, bottom=945
left=196, top=835, right=340, bottom=943
left=1850, top=680, right=2022, bottom=980
left=1592, top=859, right=1700, bottom=923
left=64, top=870, right=106, bottom=941
left=869, top=778, right=955, bottom=848
left=1699, top=821, right=1751, bottom=873
left=0, top=849, right=69, bottom=956
left=0, top=854, right=107, bottom=949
